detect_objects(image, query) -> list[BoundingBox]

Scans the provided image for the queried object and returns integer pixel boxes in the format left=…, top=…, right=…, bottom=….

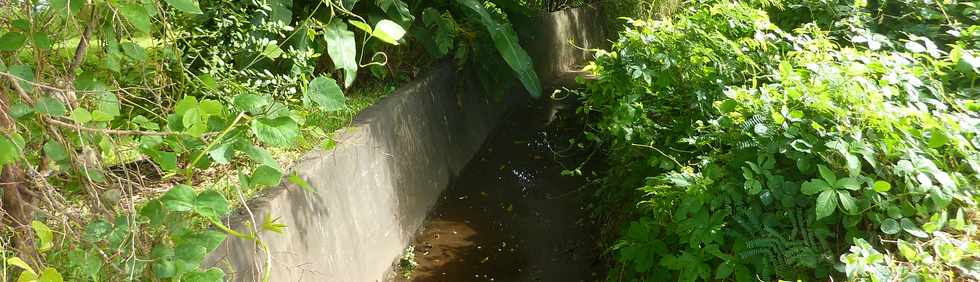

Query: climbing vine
left=0, top=0, right=540, bottom=280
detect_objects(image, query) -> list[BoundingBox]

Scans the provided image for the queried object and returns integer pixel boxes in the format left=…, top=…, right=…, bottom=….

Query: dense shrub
left=583, top=0, right=980, bottom=280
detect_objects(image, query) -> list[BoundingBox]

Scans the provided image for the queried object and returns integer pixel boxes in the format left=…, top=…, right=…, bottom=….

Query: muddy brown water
left=396, top=99, right=604, bottom=282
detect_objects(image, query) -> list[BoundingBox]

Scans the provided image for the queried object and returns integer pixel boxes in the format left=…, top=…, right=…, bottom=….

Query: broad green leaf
left=233, top=93, right=269, bottom=113
left=800, top=179, right=829, bottom=195
left=140, top=200, right=167, bottom=226
left=837, top=191, right=858, bottom=213
left=163, top=0, right=203, bottom=14
left=150, top=150, right=178, bottom=172
left=174, top=243, right=207, bottom=273
left=456, top=0, right=541, bottom=97
left=0, top=32, right=27, bottom=51
left=38, top=267, right=63, bottom=282
left=844, top=154, right=861, bottom=177
left=714, top=261, right=733, bottom=279
left=817, top=164, right=837, bottom=184
left=182, top=107, right=201, bottom=130
left=32, top=32, right=52, bottom=50
left=49, top=0, right=84, bottom=15
left=251, top=117, right=300, bottom=147
left=873, top=180, right=892, bottom=192
left=239, top=143, right=277, bottom=167
left=324, top=21, right=358, bottom=87
left=0, top=136, right=19, bottom=165
left=9, top=64, right=33, bottom=95
left=152, top=259, right=176, bottom=278
left=70, top=108, right=93, bottom=124
left=43, top=141, right=68, bottom=162
left=208, top=139, right=236, bottom=165
left=199, top=99, right=223, bottom=116
left=252, top=165, right=283, bottom=187
left=897, top=240, right=919, bottom=261
left=97, top=91, right=121, bottom=118
left=815, top=190, right=837, bottom=219
left=836, top=177, right=861, bottom=191
left=7, top=257, right=35, bottom=274
left=881, top=218, right=900, bottom=234
left=194, top=190, right=229, bottom=219
left=349, top=20, right=373, bottom=34
left=901, top=218, right=929, bottom=238
left=121, top=42, right=148, bottom=62
left=82, top=220, right=111, bottom=242
left=118, top=3, right=152, bottom=33
left=372, top=19, right=406, bottom=45
left=260, top=44, right=283, bottom=59
left=35, top=97, right=67, bottom=116
left=183, top=268, right=225, bottom=282
left=307, top=77, right=346, bottom=111
left=928, top=128, right=948, bottom=148
left=161, top=184, right=196, bottom=212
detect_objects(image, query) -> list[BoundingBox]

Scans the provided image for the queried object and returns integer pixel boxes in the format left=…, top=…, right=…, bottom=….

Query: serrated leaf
left=816, top=190, right=838, bottom=219
left=372, top=19, right=406, bottom=45
left=881, top=218, right=900, bottom=234
left=251, top=117, right=300, bottom=147
left=161, top=184, right=195, bottom=212
left=307, top=77, right=346, bottom=111
left=324, top=21, right=358, bottom=87
left=163, top=0, right=203, bottom=14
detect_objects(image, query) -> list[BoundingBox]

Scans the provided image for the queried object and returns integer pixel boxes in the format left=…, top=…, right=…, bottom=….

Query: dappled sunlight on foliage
left=582, top=0, right=980, bottom=281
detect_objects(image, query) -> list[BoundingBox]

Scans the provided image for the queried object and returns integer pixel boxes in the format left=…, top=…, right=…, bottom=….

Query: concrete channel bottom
left=394, top=99, right=604, bottom=282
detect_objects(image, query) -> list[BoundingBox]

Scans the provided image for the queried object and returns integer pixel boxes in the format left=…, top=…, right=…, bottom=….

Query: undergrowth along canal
left=396, top=96, right=604, bottom=282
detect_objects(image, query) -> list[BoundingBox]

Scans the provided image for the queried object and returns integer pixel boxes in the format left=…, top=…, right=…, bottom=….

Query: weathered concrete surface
left=205, top=6, right=608, bottom=282
left=205, top=63, right=522, bottom=281
left=526, top=5, right=608, bottom=89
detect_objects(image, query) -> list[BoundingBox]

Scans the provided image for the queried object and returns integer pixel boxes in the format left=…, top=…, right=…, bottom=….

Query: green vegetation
left=582, top=0, right=980, bottom=281
left=0, top=0, right=541, bottom=280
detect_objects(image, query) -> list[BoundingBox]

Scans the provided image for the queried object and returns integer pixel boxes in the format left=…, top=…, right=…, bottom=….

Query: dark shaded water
left=396, top=99, right=604, bottom=282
